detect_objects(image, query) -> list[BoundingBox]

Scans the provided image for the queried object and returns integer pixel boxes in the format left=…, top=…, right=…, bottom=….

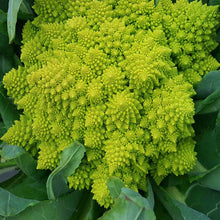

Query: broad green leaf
left=71, top=191, right=104, bottom=220
left=162, top=174, right=190, bottom=190
left=15, top=153, right=38, bottom=177
left=188, top=160, right=208, bottom=182
left=18, top=0, right=34, bottom=20
left=100, top=188, right=156, bottom=220
left=195, top=71, right=220, bottom=99
left=196, top=128, right=220, bottom=168
left=146, top=178, right=154, bottom=209
left=0, top=187, right=39, bottom=217
left=153, top=185, right=182, bottom=220
left=1, top=144, right=46, bottom=179
left=174, top=200, right=211, bottom=220
left=107, top=177, right=125, bottom=200
left=1, top=144, right=25, bottom=160
left=5, top=191, right=84, bottom=220
left=194, top=113, right=220, bottom=169
left=71, top=191, right=93, bottom=220
left=7, top=0, right=23, bottom=44
left=198, top=166, right=220, bottom=191
left=186, top=184, right=220, bottom=219
left=208, top=202, right=220, bottom=220
left=195, top=88, right=220, bottom=114
left=46, top=141, right=85, bottom=200
left=188, top=161, right=220, bottom=184
left=153, top=183, right=210, bottom=220
left=7, top=176, right=47, bottom=201
left=0, top=92, right=19, bottom=129
left=154, top=194, right=172, bottom=220
left=86, top=200, right=105, bottom=220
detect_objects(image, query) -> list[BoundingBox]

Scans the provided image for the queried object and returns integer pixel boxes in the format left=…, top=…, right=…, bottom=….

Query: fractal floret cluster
left=1, top=0, right=220, bottom=207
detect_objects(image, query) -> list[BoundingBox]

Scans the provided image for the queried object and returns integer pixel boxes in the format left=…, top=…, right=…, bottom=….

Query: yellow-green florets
left=1, top=0, right=220, bottom=208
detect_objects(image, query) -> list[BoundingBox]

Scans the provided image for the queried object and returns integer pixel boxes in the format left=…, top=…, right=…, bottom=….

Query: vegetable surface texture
left=1, top=0, right=219, bottom=207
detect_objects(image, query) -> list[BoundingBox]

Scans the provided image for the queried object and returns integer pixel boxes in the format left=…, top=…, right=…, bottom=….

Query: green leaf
left=4, top=191, right=84, bottom=220
left=152, top=183, right=210, bottom=220
left=7, top=176, right=47, bottom=201
left=195, top=71, right=220, bottom=100
left=7, top=0, right=23, bottom=44
left=100, top=188, right=156, bottom=220
left=194, top=71, right=220, bottom=115
left=194, top=113, right=220, bottom=169
left=70, top=191, right=103, bottom=220
left=186, top=184, right=220, bottom=219
left=1, top=144, right=25, bottom=160
left=15, top=153, right=38, bottom=177
left=154, top=193, right=172, bottom=220
left=174, top=200, right=211, bottom=220
left=195, top=88, right=220, bottom=114
left=107, top=176, right=125, bottom=200
left=1, top=144, right=46, bottom=179
left=86, top=200, right=105, bottom=220
left=188, top=161, right=220, bottom=184
left=162, top=174, right=190, bottom=189
left=153, top=185, right=182, bottom=220
left=146, top=178, right=154, bottom=209
left=46, top=141, right=85, bottom=200
left=0, top=92, right=19, bottom=129
left=0, top=187, right=39, bottom=217
left=198, top=166, right=220, bottom=191
left=71, top=191, right=92, bottom=220
left=208, top=202, right=220, bottom=220
left=18, top=0, right=34, bottom=20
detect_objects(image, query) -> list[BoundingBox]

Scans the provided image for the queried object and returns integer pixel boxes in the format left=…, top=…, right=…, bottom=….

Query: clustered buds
left=1, top=0, right=219, bottom=208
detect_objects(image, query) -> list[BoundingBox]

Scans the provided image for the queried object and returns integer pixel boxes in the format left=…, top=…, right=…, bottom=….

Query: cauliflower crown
left=2, top=0, right=220, bottom=207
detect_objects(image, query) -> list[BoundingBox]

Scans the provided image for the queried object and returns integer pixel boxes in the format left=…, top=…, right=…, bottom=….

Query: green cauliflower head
left=1, top=0, right=220, bottom=207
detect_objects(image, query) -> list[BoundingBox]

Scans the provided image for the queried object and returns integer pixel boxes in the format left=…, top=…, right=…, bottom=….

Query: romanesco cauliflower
left=1, top=0, right=220, bottom=207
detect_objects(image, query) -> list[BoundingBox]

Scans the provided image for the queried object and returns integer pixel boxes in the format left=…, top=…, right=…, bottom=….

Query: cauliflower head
left=1, top=0, right=220, bottom=207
